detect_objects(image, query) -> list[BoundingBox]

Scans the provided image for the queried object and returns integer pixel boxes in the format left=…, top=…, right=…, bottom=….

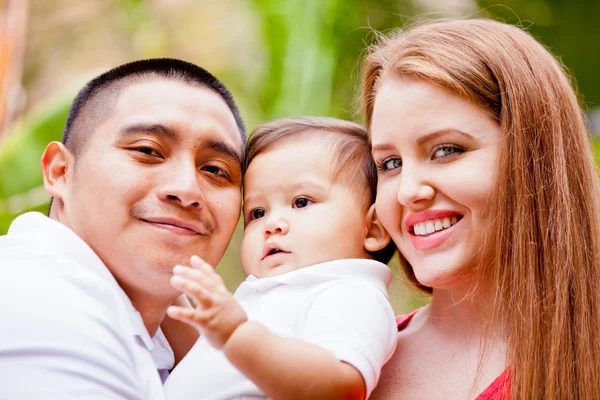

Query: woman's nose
left=396, top=168, right=435, bottom=207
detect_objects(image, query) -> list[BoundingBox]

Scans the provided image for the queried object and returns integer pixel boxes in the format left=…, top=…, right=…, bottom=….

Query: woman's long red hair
left=362, top=19, right=600, bottom=399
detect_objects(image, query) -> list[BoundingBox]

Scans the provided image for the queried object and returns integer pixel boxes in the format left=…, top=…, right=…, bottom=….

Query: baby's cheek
left=239, top=231, right=256, bottom=272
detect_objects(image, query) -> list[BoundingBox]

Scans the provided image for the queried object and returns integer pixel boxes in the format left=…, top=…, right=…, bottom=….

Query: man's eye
left=134, top=147, right=162, bottom=157
left=432, top=144, right=464, bottom=159
left=201, top=165, right=229, bottom=178
left=293, top=197, right=313, bottom=209
left=251, top=209, right=266, bottom=220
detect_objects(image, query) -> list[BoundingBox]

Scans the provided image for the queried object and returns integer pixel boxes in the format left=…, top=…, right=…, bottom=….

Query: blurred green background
left=1, top=0, right=599, bottom=313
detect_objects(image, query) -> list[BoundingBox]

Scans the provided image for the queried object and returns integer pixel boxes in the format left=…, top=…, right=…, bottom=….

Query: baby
left=163, top=117, right=397, bottom=400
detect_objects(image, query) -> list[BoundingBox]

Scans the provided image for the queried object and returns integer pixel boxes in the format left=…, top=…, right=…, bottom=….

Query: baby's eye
left=293, top=197, right=313, bottom=209
left=432, top=144, right=464, bottom=159
left=251, top=208, right=266, bottom=220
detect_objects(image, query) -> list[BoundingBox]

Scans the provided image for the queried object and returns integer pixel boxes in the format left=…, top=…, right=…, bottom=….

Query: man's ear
left=41, top=141, right=73, bottom=202
left=364, top=204, right=391, bottom=252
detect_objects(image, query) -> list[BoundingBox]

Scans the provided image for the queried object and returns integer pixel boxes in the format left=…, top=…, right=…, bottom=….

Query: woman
left=362, top=19, right=600, bottom=399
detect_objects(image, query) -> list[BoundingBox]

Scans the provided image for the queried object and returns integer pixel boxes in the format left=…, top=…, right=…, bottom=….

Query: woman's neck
left=421, top=282, right=501, bottom=341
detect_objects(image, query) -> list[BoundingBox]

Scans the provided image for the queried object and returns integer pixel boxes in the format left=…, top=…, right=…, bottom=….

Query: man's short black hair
left=62, top=58, right=246, bottom=153
left=49, top=58, right=245, bottom=213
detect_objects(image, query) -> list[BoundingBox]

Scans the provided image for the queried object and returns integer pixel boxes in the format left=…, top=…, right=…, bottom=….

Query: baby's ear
left=363, top=204, right=391, bottom=252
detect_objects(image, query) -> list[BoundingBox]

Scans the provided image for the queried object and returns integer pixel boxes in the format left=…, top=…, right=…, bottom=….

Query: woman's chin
left=413, top=266, right=474, bottom=291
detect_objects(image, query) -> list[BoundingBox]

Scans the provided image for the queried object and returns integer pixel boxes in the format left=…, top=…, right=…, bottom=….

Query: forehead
left=371, top=78, right=495, bottom=144
left=96, top=78, right=243, bottom=151
left=244, top=138, right=336, bottom=189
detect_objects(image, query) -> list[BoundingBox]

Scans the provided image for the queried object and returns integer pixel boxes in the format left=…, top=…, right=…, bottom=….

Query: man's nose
left=264, top=213, right=289, bottom=236
left=158, top=161, right=205, bottom=208
left=396, top=167, right=435, bottom=207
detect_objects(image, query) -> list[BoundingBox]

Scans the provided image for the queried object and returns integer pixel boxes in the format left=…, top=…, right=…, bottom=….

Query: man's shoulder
left=0, top=244, right=129, bottom=330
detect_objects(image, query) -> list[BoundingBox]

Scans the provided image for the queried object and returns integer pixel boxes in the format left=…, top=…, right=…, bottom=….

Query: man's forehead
left=109, top=78, right=243, bottom=149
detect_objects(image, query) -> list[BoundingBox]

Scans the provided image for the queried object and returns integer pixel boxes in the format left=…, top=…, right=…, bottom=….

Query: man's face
left=59, top=78, right=243, bottom=298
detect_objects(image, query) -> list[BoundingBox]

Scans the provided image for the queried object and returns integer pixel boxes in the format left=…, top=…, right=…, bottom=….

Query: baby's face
left=241, top=138, right=370, bottom=278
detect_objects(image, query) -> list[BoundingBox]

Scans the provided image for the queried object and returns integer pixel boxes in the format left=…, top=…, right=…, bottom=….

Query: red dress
left=396, top=311, right=510, bottom=400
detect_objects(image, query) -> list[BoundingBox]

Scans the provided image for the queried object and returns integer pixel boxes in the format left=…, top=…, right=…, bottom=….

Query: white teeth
left=426, top=222, right=435, bottom=234
left=412, top=216, right=461, bottom=236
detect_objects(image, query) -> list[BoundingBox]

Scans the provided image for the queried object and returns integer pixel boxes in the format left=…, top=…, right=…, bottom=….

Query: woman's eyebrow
left=372, top=143, right=395, bottom=152
left=415, top=129, right=474, bottom=146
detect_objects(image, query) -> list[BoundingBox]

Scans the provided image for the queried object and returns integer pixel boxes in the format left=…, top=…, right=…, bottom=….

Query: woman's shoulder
left=475, top=369, right=510, bottom=400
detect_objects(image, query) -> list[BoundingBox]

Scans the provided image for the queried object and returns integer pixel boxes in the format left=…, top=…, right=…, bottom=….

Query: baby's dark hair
left=245, top=116, right=397, bottom=264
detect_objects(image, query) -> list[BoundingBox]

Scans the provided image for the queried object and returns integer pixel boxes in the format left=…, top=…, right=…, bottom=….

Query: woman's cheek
left=376, top=181, right=401, bottom=237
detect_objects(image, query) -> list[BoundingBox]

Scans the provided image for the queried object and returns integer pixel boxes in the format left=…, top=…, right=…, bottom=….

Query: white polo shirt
left=0, top=212, right=174, bottom=399
left=164, top=259, right=397, bottom=400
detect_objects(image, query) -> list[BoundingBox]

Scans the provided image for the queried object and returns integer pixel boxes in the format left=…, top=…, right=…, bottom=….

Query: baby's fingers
left=170, top=273, right=213, bottom=307
left=190, top=256, right=224, bottom=286
left=166, top=305, right=196, bottom=324
left=166, top=305, right=216, bottom=332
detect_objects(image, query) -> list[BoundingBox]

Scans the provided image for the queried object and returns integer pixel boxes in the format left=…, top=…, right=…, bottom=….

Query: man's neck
left=127, top=290, right=176, bottom=337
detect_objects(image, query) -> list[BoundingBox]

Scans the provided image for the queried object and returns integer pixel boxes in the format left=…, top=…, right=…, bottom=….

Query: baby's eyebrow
left=281, top=179, right=329, bottom=193
left=242, top=178, right=330, bottom=209
left=242, top=194, right=262, bottom=209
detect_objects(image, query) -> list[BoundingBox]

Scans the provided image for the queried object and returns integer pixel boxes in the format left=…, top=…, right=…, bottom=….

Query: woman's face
left=370, top=78, right=501, bottom=289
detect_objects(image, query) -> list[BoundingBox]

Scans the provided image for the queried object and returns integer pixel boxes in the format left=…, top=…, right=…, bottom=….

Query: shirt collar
left=9, top=212, right=173, bottom=364
left=242, top=258, right=392, bottom=295
left=9, top=212, right=118, bottom=289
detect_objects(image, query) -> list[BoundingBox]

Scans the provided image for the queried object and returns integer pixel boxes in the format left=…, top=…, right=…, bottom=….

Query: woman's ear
left=364, top=204, right=391, bottom=252
left=41, top=141, right=73, bottom=202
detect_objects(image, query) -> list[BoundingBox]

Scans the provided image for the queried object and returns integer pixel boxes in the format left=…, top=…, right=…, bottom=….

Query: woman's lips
left=404, top=210, right=464, bottom=251
left=409, top=217, right=462, bottom=250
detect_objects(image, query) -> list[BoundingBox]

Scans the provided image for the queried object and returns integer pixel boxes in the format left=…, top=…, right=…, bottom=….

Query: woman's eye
left=201, top=165, right=229, bottom=179
left=293, top=197, right=313, bottom=209
left=432, top=145, right=464, bottom=159
left=251, top=209, right=266, bottom=220
left=377, top=157, right=402, bottom=172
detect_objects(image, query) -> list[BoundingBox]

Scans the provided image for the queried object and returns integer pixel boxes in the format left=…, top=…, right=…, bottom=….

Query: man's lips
left=141, top=217, right=206, bottom=235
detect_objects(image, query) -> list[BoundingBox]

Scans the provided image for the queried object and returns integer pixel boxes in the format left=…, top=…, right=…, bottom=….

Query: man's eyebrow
left=119, top=123, right=178, bottom=140
left=203, top=139, right=243, bottom=169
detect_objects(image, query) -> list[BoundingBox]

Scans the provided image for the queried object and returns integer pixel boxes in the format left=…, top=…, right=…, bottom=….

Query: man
left=0, top=58, right=245, bottom=399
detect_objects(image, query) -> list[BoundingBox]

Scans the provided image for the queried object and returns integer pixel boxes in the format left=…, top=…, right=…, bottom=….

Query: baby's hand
left=167, top=255, right=248, bottom=350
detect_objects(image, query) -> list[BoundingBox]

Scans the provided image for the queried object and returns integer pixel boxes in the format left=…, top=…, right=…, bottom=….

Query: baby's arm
left=167, top=256, right=366, bottom=400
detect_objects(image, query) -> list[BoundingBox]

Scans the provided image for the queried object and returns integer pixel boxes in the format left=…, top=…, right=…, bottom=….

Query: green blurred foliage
left=0, top=94, right=71, bottom=232
left=1, top=0, right=599, bottom=313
